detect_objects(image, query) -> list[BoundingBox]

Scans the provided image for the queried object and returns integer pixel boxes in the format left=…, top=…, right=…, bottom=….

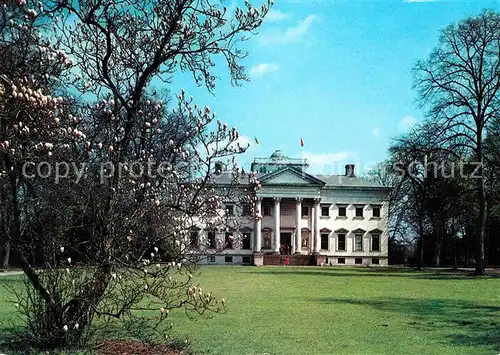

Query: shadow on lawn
left=247, top=268, right=500, bottom=280
left=316, top=296, right=500, bottom=350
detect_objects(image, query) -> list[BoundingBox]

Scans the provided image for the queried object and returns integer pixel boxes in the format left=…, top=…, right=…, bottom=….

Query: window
left=259, top=166, right=267, bottom=173
left=242, top=256, right=251, bottom=264
left=338, top=257, right=345, bottom=264
left=320, top=233, right=329, bottom=250
left=371, top=235, right=380, bottom=251
left=321, top=206, right=330, bottom=217
left=207, top=255, right=215, bottom=263
left=225, top=232, right=233, bottom=249
left=225, top=256, right=233, bottom=263
left=354, top=234, right=363, bottom=251
left=355, top=258, right=363, bottom=265
left=242, top=232, right=251, bottom=250
left=355, top=206, right=364, bottom=217
left=214, top=162, right=222, bottom=174
left=372, top=258, right=379, bottom=265
left=207, top=231, right=216, bottom=248
left=241, top=204, right=251, bottom=216
left=226, top=204, right=234, bottom=216
left=338, top=234, right=346, bottom=251
left=302, top=206, right=310, bottom=217
left=263, top=205, right=272, bottom=216
left=189, top=230, right=198, bottom=247
left=338, top=206, right=346, bottom=217
left=372, top=207, right=381, bottom=218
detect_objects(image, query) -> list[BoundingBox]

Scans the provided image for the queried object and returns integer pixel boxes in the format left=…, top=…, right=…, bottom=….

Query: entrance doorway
left=280, top=233, right=292, bottom=255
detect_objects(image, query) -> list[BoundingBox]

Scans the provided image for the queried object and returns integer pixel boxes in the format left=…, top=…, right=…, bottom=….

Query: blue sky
left=167, top=0, right=500, bottom=176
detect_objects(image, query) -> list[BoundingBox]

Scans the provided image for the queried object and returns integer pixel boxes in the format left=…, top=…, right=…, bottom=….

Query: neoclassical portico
left=253, top=196, right=323, bottom=255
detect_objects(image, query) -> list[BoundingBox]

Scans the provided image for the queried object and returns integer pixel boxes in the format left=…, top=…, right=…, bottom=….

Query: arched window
left=370, top=229, right=383, bottom=251
left=352, top=228, right=366, bottom=251
left=259, top=166, right=267, bottom=173
left=320, top=228, right=331, bottom=251
left=240, top=227, right=253, bottom=250
left=189, top=227, right=200, bottom=248
left=334, top=228, right=349, bottom=251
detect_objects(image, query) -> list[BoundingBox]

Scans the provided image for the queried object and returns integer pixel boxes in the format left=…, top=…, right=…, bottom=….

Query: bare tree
left=413, top=9, right=500, bottom=275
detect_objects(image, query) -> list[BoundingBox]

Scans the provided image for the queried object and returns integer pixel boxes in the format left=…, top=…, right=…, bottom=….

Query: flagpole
left=300, top=138, right=305, bottom=176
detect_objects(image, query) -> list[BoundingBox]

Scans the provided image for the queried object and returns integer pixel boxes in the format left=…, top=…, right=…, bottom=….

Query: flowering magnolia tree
left=0, top=0, right=83, bottom=269
left=1, top=0, right=269, bottom=349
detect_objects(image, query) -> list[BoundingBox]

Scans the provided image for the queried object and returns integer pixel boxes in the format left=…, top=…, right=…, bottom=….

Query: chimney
left=345, top=164, right=355, bottom=177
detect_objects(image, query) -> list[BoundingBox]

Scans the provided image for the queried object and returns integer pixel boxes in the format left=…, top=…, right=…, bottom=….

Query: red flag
left=254, top=137, right=259, bottom=145
left=300, top=138, right=304, bottom=147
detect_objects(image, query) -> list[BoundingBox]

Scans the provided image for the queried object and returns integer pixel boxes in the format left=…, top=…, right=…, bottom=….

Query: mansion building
left=191, top=150, right=391, bottom=266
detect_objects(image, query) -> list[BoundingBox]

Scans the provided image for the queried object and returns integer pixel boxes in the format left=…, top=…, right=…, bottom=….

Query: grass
left=1, top=267, right=500, bottom=354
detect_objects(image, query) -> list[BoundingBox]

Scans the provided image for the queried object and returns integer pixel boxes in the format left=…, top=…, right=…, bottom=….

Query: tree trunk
left=465, top=238, right=469, bottom=268
left=452, top=236, right=457, bottom=270
left=476, top=184, right=487, bottom=274
left=475, top=147, right=486, bottom=275
left=434, top=223, right=443, bottom=267
left=484, top=210, right=490, bottom=267
left=1, top=240, right=10, bottom=269
left=435, top=242, right=441, bottom=267
left=416, top=216, right=424, bottom=270
left=451, top=223, right=457, bottom=270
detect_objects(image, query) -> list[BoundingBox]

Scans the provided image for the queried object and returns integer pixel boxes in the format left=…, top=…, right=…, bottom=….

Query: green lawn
left=1, top=267, right=500, bottom=355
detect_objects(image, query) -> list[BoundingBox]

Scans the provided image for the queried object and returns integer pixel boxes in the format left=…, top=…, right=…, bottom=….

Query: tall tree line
left=371, top=10, right=500, bottom=274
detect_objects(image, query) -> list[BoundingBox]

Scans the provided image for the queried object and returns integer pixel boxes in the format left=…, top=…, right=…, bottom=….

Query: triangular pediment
left=259, top=167, right=325, bottom=186
left=352, top=228, right=366, bottom=234
left=240, top=226, right=253, bottom=232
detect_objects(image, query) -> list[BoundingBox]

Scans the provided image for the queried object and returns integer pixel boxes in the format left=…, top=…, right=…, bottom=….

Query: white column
left=273, top=197, right=281, bottom=253
left=294, top=198, right=302, bottom=254
left=313, top=198, right=321, bottom=253
left=255, top=197, right=262, bottom=252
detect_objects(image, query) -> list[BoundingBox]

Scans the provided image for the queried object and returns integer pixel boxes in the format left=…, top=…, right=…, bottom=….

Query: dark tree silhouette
left=413, top=10, right=500, bottom=275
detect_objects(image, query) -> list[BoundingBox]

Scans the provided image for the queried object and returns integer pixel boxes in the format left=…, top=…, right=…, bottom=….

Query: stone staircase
left=263, top=254, right=315, bottom=266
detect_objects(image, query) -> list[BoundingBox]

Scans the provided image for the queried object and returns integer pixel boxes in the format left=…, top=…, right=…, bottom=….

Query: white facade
left=190, top=150, right=391, bottom=266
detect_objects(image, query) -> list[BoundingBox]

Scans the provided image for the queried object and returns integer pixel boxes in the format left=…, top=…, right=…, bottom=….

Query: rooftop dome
left=269, top=150, right=288, bottom=161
